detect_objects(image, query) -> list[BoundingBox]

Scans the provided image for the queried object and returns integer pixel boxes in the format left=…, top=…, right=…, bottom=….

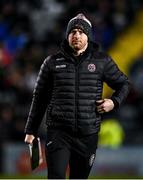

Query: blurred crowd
left=0, top=0, right=143, bottom=146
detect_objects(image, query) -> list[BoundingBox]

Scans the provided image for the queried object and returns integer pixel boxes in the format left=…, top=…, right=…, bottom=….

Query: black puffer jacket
left=25, top=40, right=130, bottom=135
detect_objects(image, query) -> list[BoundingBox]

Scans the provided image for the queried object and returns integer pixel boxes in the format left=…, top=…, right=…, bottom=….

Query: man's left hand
left=96, top=98, right=114, bottom=114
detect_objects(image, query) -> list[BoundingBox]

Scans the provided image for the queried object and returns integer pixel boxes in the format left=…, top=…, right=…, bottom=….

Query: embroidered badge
left=89, top=154, right=95, bottom=166
left=88, top=64, right=96, bottom=72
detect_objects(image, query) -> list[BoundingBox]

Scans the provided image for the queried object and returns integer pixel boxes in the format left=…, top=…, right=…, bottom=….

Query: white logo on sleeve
left=88, top=64, right=96, bottom=72
left=89, top=154, right=95, bottom=166
left=46, top=141, right=53, bottom=146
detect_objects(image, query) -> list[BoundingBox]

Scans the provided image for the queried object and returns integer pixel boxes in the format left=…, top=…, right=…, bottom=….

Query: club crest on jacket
left=88, top=64, right=96, bottom=72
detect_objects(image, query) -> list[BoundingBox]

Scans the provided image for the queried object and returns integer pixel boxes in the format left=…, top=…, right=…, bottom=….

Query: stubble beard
left=72, top=41, right=83, bottom=51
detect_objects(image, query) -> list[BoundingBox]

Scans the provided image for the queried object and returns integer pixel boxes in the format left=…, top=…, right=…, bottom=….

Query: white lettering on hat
left=69, top=13, right=92, bottom=27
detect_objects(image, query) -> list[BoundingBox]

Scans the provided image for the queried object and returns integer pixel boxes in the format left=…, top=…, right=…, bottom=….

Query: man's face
left=68, top=28, right=88, bottom=51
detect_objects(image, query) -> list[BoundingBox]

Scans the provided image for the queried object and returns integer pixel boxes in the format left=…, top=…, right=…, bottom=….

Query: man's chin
left=72, top=44, right=81, bottom=50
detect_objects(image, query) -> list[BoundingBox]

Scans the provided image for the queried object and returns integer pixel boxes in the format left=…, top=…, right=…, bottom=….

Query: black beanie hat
left=66, top=13, right=93, bottom=41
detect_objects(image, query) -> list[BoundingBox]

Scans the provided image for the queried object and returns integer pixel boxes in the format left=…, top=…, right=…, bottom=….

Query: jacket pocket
left=45, top=130, right=60, bottom=152
left=45, top=130, right=65, bottom=152
left=51, top=105, right=64, bottom=120
left=47, top=103, right=53, bottom=118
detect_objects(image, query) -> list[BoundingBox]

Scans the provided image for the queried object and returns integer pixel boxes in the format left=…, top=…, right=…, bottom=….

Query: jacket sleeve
left=103, top=56, right=131, bottom=108
left=24, top=56, right=53, bottom=135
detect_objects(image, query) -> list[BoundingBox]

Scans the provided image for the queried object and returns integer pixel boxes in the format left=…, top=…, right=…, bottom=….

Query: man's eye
left=79, top=31, right=83, bottom=34
left=71, top=31, right=83, bottom=34
left=71, top=31, right=76, bottom=34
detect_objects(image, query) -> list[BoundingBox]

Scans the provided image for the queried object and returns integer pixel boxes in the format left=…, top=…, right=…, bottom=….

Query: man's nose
left=74, top=32, right=80, bottom=37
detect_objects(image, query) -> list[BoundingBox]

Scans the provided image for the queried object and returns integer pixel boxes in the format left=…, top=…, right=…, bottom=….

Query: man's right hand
left=24, top=134, right=35, bottom=144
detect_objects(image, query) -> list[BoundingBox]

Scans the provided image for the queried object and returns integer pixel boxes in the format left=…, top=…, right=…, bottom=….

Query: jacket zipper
left=75, top=65, right=78, bottom=132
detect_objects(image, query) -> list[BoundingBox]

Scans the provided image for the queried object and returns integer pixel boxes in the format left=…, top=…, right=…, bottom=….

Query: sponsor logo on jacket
left=56, top=64, right=66, bottom=69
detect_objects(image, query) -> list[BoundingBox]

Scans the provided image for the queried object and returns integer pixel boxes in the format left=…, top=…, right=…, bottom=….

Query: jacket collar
left=60, top=39, right=99, bottom=63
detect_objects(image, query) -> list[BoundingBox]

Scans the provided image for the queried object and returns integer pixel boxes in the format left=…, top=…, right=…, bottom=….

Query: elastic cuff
left=24, top=129, right=38, bottom=136
left=111, top=97, right=119, bottom=108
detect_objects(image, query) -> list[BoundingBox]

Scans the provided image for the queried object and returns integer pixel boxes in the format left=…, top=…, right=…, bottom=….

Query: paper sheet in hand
left=28, top=137, right=43, bottom=170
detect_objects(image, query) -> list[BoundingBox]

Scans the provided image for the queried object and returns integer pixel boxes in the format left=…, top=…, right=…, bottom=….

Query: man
left=24, top=13, right=130, bottom=179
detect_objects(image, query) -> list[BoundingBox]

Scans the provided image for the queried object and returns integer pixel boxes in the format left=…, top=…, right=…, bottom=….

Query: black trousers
left=45, top=129, right=98, bottom=179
